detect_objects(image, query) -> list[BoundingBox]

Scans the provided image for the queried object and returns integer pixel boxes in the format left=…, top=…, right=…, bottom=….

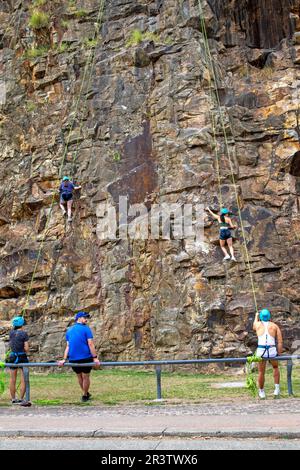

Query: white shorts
left=256, top=347, right=277, bottom=359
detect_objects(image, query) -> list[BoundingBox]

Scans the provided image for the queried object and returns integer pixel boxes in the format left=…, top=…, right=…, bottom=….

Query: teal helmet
left=63, top=176, right=70, bottom=181
left=259, top=309, right=271, bottom=322
left=12, top=316, right=25, bottom=328
left=221, top=208, right=229, bottom=215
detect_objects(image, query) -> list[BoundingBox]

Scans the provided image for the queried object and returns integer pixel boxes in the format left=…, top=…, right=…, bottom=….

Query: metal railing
left=4, top=355, right=300, bottom=403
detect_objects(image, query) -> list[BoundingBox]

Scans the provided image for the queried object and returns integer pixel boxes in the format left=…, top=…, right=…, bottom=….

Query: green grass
left=29, top=10, right=50, bottom=30
left=25, top=101, right=37, bottom=112
left=74, top=9, right=88, bottom=18
left=32, top=0, right=46, bottom=6
left=24, top=46, right=49, bottom=58
left=126, top=30, right=161, bottom=48
left=83, top=38, right=99, bottom=49
left=0, top=364, right=299, bottom=406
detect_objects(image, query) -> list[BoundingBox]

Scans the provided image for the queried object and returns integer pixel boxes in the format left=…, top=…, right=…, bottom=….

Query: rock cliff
left=0, top=0, right=299, bottom=362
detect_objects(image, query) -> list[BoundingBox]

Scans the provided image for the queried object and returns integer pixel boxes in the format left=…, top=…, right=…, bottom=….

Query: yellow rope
left=197, top=0, right=258, bottom=312
left=21, top=0, right=106, bottom=315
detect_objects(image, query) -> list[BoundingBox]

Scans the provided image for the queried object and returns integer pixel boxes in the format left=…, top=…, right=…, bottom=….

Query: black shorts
left=7, top=353, right=29, bottom=369
left=70, top=358, right=93, bottom=374
left=61, top=193, right=73, bottom=202
left=220, top=229, right=232, bottom=241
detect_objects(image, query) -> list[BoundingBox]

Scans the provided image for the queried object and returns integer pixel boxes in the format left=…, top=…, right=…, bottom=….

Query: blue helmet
left=12, top=316, right=25, bottom=328
left=221, top=208, right=229, bottom=215
left=259, top=309, right=271, bottom=322
left=63, top=176, right=70, bottom=181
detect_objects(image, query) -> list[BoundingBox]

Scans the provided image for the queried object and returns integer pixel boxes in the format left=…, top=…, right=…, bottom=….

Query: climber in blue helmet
left=59, top=176, right=82, bottom=222
left=205, top=207, right=237, bottom=261
left=253, top=309, right=283, bottom=399
left=7, top=316, right=30, bottom=406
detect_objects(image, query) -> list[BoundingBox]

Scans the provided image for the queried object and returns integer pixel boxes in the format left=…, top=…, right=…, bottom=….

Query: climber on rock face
left=205, top=207, right=237, bottom=261
left=253, top=309, right=283, bottom=399
left=59, top=176, right=82, bottom=222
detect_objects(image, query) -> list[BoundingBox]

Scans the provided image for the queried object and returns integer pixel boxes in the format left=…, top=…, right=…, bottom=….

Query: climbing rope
left=197, top=0, right=258, bottom=312
left=21, top=0, right=106, bottom=315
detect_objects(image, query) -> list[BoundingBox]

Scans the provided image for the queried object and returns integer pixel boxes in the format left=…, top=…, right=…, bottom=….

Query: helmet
left=259, top=309, right=271, bottom=322
left=12, top=316, right=25, bottom=328
left=221, top=208, right=229, bottom=215
left=63, top=176, right=70, bottom=181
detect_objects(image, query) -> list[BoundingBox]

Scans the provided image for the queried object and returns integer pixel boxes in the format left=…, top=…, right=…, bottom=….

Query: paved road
left=1, top=438, right=300, bottom=450
left=1, top=400, right=300, bottom=439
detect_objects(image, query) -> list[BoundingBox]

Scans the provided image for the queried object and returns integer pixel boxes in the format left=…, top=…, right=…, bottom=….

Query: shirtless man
left=253, top=309, right=283, bottom=399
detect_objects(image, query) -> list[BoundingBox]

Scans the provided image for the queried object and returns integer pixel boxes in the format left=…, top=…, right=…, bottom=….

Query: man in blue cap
left=253, top=309, right=283, bottom=399
left=58, top=312, right=100, bottom=402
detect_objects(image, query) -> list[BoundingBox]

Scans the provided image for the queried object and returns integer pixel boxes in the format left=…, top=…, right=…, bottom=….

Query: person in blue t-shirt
left=58, top=312, right=100, bottom=402
left=59, top=176, right=81, bottom=222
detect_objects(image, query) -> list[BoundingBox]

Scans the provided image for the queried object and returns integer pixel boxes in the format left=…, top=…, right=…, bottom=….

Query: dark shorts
left=7, top=353, right=29, bottom=369
left=70, top=358, right=93, bottom=374
left=61, top=193, right=73, bottom=202
left=220, top=229, right=232, bottom=241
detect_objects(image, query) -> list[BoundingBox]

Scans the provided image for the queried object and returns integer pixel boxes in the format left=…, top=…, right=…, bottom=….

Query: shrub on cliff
left=29, top=10, right=50, bottom=30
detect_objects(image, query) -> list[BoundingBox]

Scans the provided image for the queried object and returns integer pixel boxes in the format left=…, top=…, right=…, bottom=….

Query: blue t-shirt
left=60, top=182, right=75, bottom=195
left=66, top=323, right=94, bottom=361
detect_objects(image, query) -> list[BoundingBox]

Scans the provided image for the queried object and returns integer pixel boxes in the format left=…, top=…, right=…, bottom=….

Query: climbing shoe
left=20, top=400, right=32, bottom=407
left=231, top=256, right=237, bottom=262
left=258, top=389, right=266, bottom=399
left=223, top=255, right=231, bottom=261
left=68, top=217, right=73, bottom=222
left=11, top=399, right=23, bottom=405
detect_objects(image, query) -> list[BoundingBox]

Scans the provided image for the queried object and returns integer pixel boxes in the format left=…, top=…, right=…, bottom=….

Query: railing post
left=23, top=367, right=31, bottom=403
left=287, top=360, right=293, bottom=397
left=155, top=365, right=162, bottom=400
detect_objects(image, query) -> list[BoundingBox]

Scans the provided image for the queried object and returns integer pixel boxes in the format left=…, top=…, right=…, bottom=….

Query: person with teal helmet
left=7, top=316, right=30, bottom=406
left=205, top=206, right=237, bottom=261
left=253, top=309, right=283, bottom=399
left=59, top=176, right=82, bottom=222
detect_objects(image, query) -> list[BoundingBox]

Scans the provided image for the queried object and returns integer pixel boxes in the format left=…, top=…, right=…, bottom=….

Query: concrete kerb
left=1, top=430, right=300, bottom=439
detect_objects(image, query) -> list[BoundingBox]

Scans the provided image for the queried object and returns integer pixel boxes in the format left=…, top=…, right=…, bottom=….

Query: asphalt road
left=1, top=438, right=300, bottom=450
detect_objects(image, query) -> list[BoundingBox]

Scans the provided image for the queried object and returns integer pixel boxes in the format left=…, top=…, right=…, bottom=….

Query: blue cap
left=75, top=311, right=91, bottom=321
left=259, top=309, right=271, bottom=322
left=63, top=176, right=70, bottom=181
left=12, top=316, right=25, bottom=328
left=221, top=208, right=229, bottom=215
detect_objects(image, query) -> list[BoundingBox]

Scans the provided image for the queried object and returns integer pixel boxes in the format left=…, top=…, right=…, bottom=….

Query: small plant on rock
left=29, top=10, right=50, bottom=30
left=24, top=46, right=49, bottom=58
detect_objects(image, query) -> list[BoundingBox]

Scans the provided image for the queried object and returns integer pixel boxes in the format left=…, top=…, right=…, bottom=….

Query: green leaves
left=0, top=362, right=5, bottom=396
left=246, top=353, right=262, bottom=398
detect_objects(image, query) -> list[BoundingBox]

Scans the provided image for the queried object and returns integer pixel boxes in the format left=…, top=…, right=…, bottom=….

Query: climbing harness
left=197, top=0, right=258, bottom=312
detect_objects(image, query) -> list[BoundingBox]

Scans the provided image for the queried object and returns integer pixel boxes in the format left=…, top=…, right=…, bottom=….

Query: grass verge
left=0, top=364, right=299, bottom=406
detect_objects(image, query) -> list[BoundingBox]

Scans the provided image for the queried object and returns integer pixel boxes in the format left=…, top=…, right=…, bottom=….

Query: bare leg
left=220, top=240, right=229, bottom=257
left=67, top=200, right=73, bottom=219
left=270, top=360, right=280, bottom=385
left=9, top=369, right=18, bottom=399
left=227, top=238, right=235, bottom=258
left=60, top=202, right=66, bottom=215
left=82, top=373, right=90, bottom=396
left=76, top=373, right=84, bottom=392
left=258, top=361, right=266, bottom=390
left=19, top=369, right=26, bottom=399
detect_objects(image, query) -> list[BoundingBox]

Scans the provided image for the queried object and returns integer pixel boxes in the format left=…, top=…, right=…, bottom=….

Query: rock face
left=0, top=0, right=299, bottom=362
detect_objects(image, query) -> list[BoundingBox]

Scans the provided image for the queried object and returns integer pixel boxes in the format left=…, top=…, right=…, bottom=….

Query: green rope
left=21, top=0, right=106, bottom=315
left=197, top=0, right=258, bottom=313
